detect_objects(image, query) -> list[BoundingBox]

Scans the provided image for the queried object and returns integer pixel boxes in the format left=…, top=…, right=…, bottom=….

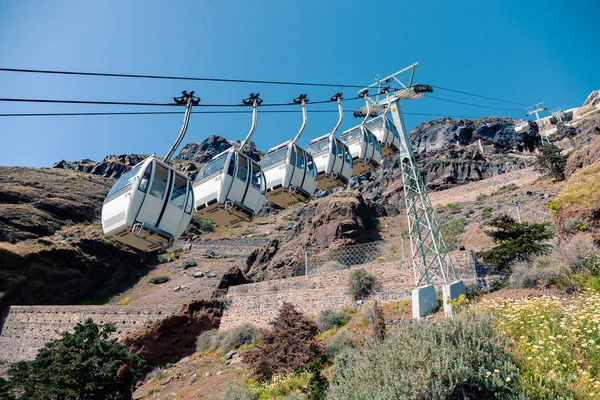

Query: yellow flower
left=505, top=377, right=511, bottom=382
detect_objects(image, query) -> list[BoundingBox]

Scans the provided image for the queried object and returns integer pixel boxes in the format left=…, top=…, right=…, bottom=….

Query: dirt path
left=428, top=167, right=541, bottom=206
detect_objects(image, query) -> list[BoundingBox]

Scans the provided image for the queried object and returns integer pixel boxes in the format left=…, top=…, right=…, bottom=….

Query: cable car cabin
left=514, top=120, right=531, bottom=135
left=193, top=150, right=266, bottom=226
left=340, top=126, right=382, bottom=176
left=306, top=134, right=353, bottom=191
left=102, top=156, right=194, bottom=252
left=261, top=142, right=318, bottom=208
left=364, top=116, right=401, bottom=159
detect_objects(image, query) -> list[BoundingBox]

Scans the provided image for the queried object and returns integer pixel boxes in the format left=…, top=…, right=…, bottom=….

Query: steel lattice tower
left=359, top=63, right=465, bottom=317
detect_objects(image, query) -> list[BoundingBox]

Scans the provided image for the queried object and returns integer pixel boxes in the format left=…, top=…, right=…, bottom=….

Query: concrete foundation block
left=442, top=280, right=466, bottom=316
left=412, top=284, right=438, bottom=319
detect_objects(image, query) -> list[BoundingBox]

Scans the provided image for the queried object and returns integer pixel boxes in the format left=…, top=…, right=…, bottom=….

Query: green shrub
left=148, top=276, right=170, bottom=285
left=208, top=385, right=257, bottom=400
left=476, top=193, right=489, bottom=203
left=196, top=329, right=218, bottom=352
left=492, top=183, right=518, bottom=196
left=445, top=202, right=461, bottom=214
left=7, top=319, right=145, bottom=400
left=481, top=206, right=493, bottom=218
left=213, top=324, right=260, bottom=354
left=440, top=217, right=467, bottom=249
left=347, top=268, right=381, bottom=301
left=509, top=256, right=568, bottom=289
left=316, top=310, right=349, bottom=332
left=325, top=332, right=355, bottom=358
left=252, top=270, right=268, bottom=282
left=326, top=312, right=522, bottom=400
left=197, top=218, right=216, bottom=232
left=301, top=358, right=328, bottom=400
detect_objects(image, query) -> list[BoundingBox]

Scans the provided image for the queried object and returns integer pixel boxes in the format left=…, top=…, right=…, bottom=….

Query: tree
left=242, top=303, right=324, bottom=381
left=7, top=319, right=145, bottom=400
left=534, top=143, right=568, bottom=181
left=347, top=268, right=381, bottom=301
left=482, top=215, right=554, bottom=271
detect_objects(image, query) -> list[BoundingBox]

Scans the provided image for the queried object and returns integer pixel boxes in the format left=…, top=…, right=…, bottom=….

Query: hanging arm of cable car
left=239, top=93, right=262, bottom=152
left=164, top=90, right=201, bottom=163
left=329, top=92, right=344, bottom=137
left=292, top=94, right=309, bottom=143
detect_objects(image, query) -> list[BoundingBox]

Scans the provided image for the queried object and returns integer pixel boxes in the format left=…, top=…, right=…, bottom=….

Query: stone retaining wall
left=0, top=305, right=177, bottom=363
left=221, top=251, right=479, bottom=330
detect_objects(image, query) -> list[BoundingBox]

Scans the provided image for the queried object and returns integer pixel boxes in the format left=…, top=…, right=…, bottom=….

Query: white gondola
left=193, top=94, right=267, bottom=226
left=362, top=92, right=401, bottom=159
left=515, top=119, right=532, bottom=134
left=102, top=91, right=198, bottom=252
left=261, top=94, right=318, bottom=208
left=306, top=93, right=354, bottom=191
left=340, top=95, right=382, bottom=176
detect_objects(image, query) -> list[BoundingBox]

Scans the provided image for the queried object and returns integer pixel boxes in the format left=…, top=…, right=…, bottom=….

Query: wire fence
left=302, top=241, right=407, bottom=276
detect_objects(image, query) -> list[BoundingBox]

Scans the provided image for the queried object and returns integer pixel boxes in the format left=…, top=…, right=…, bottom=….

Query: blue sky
left=1, top=0, right=598, bottom=167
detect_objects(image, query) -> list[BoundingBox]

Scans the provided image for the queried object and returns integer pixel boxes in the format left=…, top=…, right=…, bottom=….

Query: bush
left=326, top=312, right=522, bottom=400
left=347, top=268, right=381, bottom=301
left=148, top=276, right=170, bottom=285
left=534, top=143, right=568, bottom=181
left=243, top=303, right=324, bottom=381
left=316, top=310, right=349, bottom=332
left=482, top=215, right=554, bottom=271
left=366, top=301, right=386, bottom=342
left=196, top=329, right=218, bottom=352
left=481, top=206, right=493, bottom=218
left=508, top=256, right=567, bottom=289
left=476, top=193, right=489, bottom=203
left=197, top=218, right=216, bottom=232
left=7, top=319, right=145, bottom=400
left=492, top=183, right=518, bottom=196
left=214, top=324, right=260, bottom=354
left=252, top=270, right=268, bottom=282
left=325, top=332, right=355, bottom=357
left=445, top=202, right=461, bottom=214
left=440, top=217, right=467, bottom=249
left=208, top=385, right=257, bottom=400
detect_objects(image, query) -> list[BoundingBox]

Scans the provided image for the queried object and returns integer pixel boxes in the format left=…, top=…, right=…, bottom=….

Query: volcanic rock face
left=177, top=135, right=262, bottom=163
left=119, top=300, right=221, bottom=366
left=241, top=192, right=382, bottom=280
left=409, top=117, right=540, bottom=154
left=0, top=167, right=112, bottom=242
left=0, top=225, right=154, bottom=308
left=53, top=154, right=147, bottom=179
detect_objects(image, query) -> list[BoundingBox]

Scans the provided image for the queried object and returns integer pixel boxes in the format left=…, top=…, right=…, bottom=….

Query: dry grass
left=556, top=163, right=600, bottom=209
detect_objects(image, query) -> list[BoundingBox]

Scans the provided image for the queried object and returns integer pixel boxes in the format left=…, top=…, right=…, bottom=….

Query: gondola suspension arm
left=359, top=90, right=371, bottom=126
left=239, top=93, right=263, bottom=152
left=291, top=94, right=309, bottom=144
left=164, top=90, right=200, bottom=163
left=329, top=93, right=343, bottom=137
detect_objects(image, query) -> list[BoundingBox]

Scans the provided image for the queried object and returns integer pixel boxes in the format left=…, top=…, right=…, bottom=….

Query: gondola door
left=227, top=153, right=250, bottom=205
left=243, top=161, right=264, bottom=210
left=135, top=161, right=172, bottom=229
left=288, top=145, right=305, bottom=190
left=156, top=172, right=189, bottom=234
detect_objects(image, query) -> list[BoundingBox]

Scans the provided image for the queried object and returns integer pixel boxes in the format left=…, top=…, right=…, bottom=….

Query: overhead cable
left=0, top=67, right=365, bottom=88
left=424, top=95, right=523, bottom=111
left=432, top=86, right=528, bottom=106
left=0, top=95, right=369, bottom=108
left=0, top=110, right=484, bottom=119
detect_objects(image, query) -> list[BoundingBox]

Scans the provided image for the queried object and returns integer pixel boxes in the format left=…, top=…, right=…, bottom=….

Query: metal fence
left=303, top=240, right=408, bottom=275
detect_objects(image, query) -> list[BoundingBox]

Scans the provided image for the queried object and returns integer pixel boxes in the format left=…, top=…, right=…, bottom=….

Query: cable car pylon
left=360, top=63, right=465, bottom=318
